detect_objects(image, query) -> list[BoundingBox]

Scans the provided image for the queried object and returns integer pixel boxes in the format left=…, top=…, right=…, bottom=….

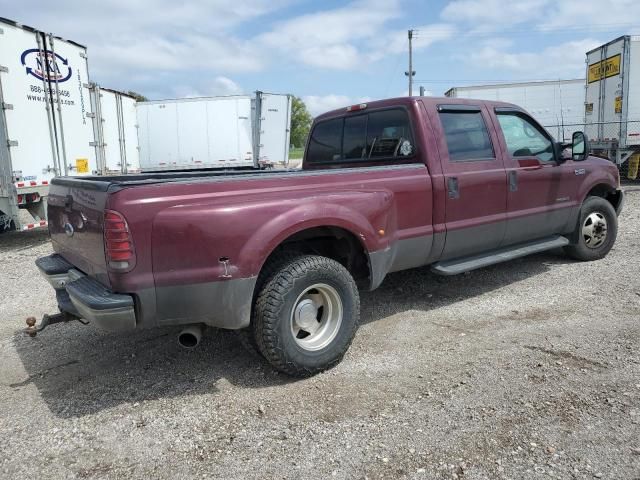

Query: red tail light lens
left=104, top=210, right=136, bottom=271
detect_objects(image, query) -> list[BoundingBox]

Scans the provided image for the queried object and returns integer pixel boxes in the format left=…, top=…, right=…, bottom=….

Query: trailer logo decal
left=20, top=49, right=72, bottom=83
left=587, top=54, right=621, bottom=84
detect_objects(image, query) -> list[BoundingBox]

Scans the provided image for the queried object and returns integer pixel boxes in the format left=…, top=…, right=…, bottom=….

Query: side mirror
left=554, top=142, right=568, bottom=164
left=572, top=131, right=589, bottom=161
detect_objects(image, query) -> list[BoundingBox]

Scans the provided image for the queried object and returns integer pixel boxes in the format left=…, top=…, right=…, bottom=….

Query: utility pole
left=405, top=29, right=416, bottom=96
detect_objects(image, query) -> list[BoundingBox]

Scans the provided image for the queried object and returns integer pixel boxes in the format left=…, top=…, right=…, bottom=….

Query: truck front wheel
left=252, top=254, right=360, bottom=376
left=564, top=196, right=618, bottom=261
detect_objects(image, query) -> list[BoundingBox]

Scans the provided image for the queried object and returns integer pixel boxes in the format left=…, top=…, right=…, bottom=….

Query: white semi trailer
left=136, top=91, right=292, bottom=171
left=445, top=79, right=585, bottom=141
left=0, top=17, right=96, bottom=232
left=0, top=18, right=139, bottom=233
left=89, top=86, right=140, bottom=174
left=584, top=35, right=640, bottom=170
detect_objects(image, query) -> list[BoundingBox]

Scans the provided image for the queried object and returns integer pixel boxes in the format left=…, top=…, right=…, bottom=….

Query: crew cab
left=32, top=97, right=624, bottom=376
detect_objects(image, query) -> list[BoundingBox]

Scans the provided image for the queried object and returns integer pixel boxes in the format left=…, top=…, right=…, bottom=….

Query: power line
left=409, top=22, right=640, bottom=40
left=414, top=78, right=583, bottom=83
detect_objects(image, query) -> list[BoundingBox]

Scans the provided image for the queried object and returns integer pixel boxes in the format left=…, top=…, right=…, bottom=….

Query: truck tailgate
left=47, top=179, right=110, bottom=286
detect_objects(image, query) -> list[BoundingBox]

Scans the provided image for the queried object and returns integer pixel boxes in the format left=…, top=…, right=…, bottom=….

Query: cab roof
left=314, top=96, right=522, bottom=122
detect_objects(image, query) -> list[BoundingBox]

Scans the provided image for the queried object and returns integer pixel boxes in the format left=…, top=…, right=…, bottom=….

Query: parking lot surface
left=1, top=190, right=639, bottom=479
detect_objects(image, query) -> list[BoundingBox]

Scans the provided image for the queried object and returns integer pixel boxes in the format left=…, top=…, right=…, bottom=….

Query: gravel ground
left=1, top=191, right=639, bottom=480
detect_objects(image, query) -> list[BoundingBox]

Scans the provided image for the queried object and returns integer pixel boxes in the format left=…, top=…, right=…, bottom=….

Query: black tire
left=235, top=328, right=263, bottom=358
left=564, top=196, right=617, bottom=261
left=235, top=250, right=304, bottom=359
left=252, top=254, right=360, bottom=377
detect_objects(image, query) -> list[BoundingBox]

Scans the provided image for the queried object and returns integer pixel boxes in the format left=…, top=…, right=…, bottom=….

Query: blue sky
left=3, top=0, right=640, bottom=114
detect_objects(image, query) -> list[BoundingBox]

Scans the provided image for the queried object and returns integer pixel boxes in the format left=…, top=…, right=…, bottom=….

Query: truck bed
left=50, top=167, right=300, bottom=191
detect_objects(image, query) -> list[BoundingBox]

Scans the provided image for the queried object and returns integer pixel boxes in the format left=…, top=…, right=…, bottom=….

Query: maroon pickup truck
left=32, top=97, right=624, bottom=376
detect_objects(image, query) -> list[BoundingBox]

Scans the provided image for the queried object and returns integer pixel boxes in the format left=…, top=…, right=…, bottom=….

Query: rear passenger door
left=434, top=105, right=508, bottom=260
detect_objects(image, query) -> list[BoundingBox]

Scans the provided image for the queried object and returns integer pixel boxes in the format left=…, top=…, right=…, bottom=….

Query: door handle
left=508, top=171, right=518, bottom=192
left=447, top=177, right=459, bottom=199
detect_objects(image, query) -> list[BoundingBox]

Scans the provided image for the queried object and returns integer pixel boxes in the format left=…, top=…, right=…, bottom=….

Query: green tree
left=290, top=96, right=313, bottom=148
left=126, top=90, right=148, bottom=102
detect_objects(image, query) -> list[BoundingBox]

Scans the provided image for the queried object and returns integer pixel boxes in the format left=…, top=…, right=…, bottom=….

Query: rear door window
left=306, top=118, right=343, bottom=163
left=306, top=108, right=415, bottom=164
left=439, top=111, right=495, bottom=161
left=342, top=115, right=367, bottom=160
left=367, top=110, right=415, bottom=159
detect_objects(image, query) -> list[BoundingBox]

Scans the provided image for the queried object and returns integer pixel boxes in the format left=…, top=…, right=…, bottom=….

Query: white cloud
left=300, top=45, right=361, bottom=70
left=8, top=0, right=287, bottom=94
left=259, top=0, right=400, bottom=69
left=441, top=0, right=549, bottom=26
left=209, top=76, right=244, bottom=95
left=542, top=0, right=640, bottom=28
left=441, top=0, right=640, bottom=36
left=466, top=38, right=601, bottom=77
left=260, top=0, right=452, bottom=70
left=93, top=35, right=262, bottom=77
left=303, top=95, right=372, bottom=116
left=382, top=24, right=457, bottom=56
left=303, top=95, right=352, bottom=116
left=172, top=76, right=244, bottom=98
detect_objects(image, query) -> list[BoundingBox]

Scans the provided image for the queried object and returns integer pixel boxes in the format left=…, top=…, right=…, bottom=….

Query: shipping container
left=137, top=91, right=291, bottom=172
left=0, top=17, right=96, bottom=232
left=445, top=79, right=585, bottom=141
left=584, top=35, right=640, bottom=166
left=89, top=86, right=140, bottom=174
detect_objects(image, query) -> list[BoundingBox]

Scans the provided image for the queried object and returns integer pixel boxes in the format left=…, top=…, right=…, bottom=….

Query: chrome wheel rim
left=582, top=212, right=608, bottom=249
left=290, top=283, right=343, bottom=351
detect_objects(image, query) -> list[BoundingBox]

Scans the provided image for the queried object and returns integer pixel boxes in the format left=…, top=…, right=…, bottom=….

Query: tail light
left=104, top=210, right=136, bottom=271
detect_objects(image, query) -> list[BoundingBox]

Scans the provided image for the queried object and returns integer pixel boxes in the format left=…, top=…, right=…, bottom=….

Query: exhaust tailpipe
left=178, top=324, right=204, bottom=349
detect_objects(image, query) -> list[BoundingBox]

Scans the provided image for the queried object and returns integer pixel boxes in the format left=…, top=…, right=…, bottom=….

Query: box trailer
left=445, top=79, right=585, bottom=141
left=584, top=35, right=640, bottom=167
left=137, top=91, right=291, bottom=172
left=89, top=86, right=140, bottom=174
left=0, top=18, right=96, bottom=232
left=252, top=92, right=292, bottom=166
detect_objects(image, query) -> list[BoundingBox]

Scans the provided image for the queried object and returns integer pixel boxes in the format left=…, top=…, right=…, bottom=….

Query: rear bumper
left=36, top=254, right=136, bottom=332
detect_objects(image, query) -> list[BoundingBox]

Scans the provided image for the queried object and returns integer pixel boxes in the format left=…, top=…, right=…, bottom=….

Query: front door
left=433, top=104, right=508, bottom=260
left=492, top=109, right=580, bottom=246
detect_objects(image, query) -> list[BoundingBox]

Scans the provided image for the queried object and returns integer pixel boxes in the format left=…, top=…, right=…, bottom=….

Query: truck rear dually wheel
left=252, top=254, right=360, bottom=376
left=564, top=196, right=617, bottom=261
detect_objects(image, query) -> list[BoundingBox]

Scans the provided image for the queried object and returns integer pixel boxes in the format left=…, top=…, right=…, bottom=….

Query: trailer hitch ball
left=25, top=316, right=37, bottom=337
left=24, top=312, right=86, bottom=337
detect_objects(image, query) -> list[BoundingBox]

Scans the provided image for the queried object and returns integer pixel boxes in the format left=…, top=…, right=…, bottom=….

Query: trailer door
left=585, top=38, right=626, bottom=143
left=257, top=93, right=292, bottom=165
left=95, top=89, right=140, bottom=173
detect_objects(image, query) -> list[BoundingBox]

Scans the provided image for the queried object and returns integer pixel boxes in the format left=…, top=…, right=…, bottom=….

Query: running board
left=431, top=236, right=569, bottom=276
